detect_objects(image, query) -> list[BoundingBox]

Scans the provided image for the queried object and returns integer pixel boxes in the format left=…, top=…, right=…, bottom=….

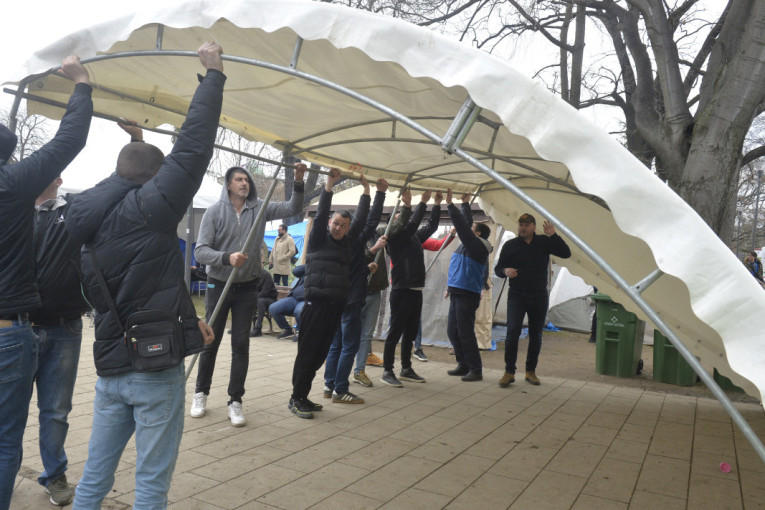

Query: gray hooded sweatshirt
left=195, top=167, right=305, bottom=283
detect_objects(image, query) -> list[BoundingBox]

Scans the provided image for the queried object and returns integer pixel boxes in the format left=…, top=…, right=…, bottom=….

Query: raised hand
left=377, top=178, right=389, bottom=193
left=543, top=220, right=556, bottom=236
left=401, top=187, right=412, bottom=206
left=59, top=56, right=90, bottom=85
left=294, top=163, right=306, bottom=181
left=197, top=41, right=224, bottom=72
left=434, top=190, right=444, bottom=205
left=421, top=189, right=432, bottom=203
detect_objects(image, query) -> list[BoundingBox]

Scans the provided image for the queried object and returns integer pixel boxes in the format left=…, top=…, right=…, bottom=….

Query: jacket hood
left=66, top=173, right=140, bottom=245
left=222, top=166, right=258, bottom=203
left=0, top=123, right=17, bottom=163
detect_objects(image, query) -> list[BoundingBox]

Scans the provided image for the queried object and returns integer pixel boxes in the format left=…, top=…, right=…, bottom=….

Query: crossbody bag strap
left=87, top=248, right=124, bottom=331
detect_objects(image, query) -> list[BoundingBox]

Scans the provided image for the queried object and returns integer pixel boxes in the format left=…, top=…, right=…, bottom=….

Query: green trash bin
left=653, top=330, right=696, bottom=386
left=592, top=294, right=644, bottom=377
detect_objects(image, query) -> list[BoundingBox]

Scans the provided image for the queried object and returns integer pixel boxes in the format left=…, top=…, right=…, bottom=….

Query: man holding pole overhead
left=192, top=163, right=306, bottom=426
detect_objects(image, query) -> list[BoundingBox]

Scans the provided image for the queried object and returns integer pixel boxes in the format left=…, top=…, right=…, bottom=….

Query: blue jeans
left=269, top=297, right=304, bottom=331
left=324, top=303, right=363, bottom=395
left=0, top=316, right=36, bottom=510
left=414, top=322, right=423, bottom=350
left=273, top=274, right=289, bottom=286
left=33, top=318, right=82, bottom=487
left=73, top=364, right=185, bottom=510
left=354, top=293, right=381, bottom=373
left=505, top=291, right=549, bottom=373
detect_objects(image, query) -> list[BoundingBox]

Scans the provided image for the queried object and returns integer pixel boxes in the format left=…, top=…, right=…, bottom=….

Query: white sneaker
left=190, top=392, right=207, bottom=418
left=228, top=401, right=246, bottom=427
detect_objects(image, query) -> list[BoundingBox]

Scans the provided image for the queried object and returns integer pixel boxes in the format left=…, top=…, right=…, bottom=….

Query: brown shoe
left=366, top=352, right=384, bottom=367
left=498, top=372, right=515, bottom=387
left=525, top=372, right=541, bottom=385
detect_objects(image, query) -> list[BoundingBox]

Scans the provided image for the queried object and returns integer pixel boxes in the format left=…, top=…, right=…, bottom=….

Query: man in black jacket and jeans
left=65, top=42, right=222, bottom=509
left=289, top=168, right=369, bottom=419
left=381, top=188, right=442, bottom=387
left=0, top=55, right=92, bottom=510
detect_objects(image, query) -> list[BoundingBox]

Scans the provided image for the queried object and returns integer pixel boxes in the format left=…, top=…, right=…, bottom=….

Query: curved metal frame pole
left=185, top=153, right=290, bottom=381
left=452, top=146, right=765, bottom=464
left=16, top=48, right=765, bottom=459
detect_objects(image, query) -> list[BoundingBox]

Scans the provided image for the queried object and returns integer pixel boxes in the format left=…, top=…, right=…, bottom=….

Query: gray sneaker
left=399, top=367, right=426, bottom=383
left=46, top=474, right=74, bottom=506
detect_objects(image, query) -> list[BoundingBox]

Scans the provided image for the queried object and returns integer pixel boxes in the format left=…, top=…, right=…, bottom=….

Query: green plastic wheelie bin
left=592, top=294, right=644, bottom=377
left=653, top=330, right=696, bottom=386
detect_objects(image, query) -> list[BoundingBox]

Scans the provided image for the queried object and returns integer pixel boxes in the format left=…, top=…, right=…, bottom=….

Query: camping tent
left=5, top=0, right=763, bottom=454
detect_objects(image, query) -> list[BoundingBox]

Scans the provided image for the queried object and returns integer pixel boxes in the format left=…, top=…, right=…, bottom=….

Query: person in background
left=494, top=213, right=571, bottom=387
left=744, top=251, right=763, bottom=281
left=250, top=267, right=278, bottom=337
left=0, top=55, right=92, bottom=509
left=268, top=265, right=307, bottom=339
left=270, top=223, right=297, bottom=285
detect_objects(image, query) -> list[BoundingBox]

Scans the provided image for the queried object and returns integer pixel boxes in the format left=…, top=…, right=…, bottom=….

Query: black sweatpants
left=291, top=299, right=344, bottom=400
left=447, top=292, right=482, bottom=373
left=383, top=288, right=422, bottom=371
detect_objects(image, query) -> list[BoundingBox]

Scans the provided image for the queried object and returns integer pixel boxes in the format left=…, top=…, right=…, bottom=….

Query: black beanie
left=0, top=124, right=17, bottom=164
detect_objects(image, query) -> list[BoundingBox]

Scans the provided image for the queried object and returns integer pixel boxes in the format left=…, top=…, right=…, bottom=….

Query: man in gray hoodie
left=192, top=164, right=306, bottom=426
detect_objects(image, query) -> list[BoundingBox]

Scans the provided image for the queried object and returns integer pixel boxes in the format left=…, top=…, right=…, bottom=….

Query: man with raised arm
left=0, top=55, right=92, bottom=509
left=443, top=190, right=492, bottom=382
left=191, top=161, right=306, bottom=426
left=288, top=168, right=370, bottom=419
left=380, top=188, right=442, bottom=387
left=65, top=42, right=223, bottom=508
left=494, top=213, right=571, bottom=387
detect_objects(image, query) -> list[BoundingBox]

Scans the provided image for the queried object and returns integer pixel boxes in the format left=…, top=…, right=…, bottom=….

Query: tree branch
left=742, top=146, right=765, bottom=168
left=418, top=0, right=484, bottom=26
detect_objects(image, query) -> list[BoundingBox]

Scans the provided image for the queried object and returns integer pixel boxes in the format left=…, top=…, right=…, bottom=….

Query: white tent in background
left=547, top=267, right=595, bottom=333
left=5, top=0, right=763, bottom=452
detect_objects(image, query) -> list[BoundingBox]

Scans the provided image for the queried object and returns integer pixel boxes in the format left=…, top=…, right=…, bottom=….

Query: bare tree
left=321, top=0, right=765, bottom=244
left=0, top=107, right=52, bottom=163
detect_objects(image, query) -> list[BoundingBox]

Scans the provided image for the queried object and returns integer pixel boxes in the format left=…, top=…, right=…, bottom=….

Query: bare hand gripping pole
left=185, top=153, right=290, bottom=381
left=368, top=176, right=412, bottom=283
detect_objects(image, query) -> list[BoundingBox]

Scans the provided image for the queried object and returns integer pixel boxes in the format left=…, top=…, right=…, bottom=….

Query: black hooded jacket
left=386, top=202, right=441, bottom=290
left=0, top=83, right=92, bottom=316
left=65, top=70, right=225, bottom=376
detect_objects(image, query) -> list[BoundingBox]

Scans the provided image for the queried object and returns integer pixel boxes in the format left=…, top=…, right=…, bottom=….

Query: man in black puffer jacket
left=0, top=55, right=92, bottom=510
left=288, top=168, right=369, bottom=419
left=64, top=42, right=223, bottom=509
left=381, top=188, right=442, bottom=387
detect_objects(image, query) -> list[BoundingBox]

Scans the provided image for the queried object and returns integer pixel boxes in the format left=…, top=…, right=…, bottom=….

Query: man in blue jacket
left=443, top=190, right=492, bottom=382
left=65, top=42, right=222, bottom=509
left=494, top=213, right=571, bottom=386
left=0, top=55, right=92, bottom=509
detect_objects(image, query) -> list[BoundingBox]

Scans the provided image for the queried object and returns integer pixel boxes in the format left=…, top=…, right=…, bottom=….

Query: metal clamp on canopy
left=441, top=97, right=481, bottom=155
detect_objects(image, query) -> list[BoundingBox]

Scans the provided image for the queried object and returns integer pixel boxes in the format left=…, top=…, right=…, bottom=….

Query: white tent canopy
left=6, top=0, right=763, bottom=441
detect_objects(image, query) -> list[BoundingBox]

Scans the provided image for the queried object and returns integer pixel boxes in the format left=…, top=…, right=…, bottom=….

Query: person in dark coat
left=251, top=267, right=279, bottom=336
left=0, top=55, right=92, bottom=509
left=64, top=42, right=223, bottom=508
left=494, top=213, right=571, bottom=387
left=288, top=168, right=369, bottom=419
left=380, top=188, right=442, bottom=387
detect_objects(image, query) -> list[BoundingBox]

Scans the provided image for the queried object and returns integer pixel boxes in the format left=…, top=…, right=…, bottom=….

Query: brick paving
left=10, top=323, right=765, bottom=509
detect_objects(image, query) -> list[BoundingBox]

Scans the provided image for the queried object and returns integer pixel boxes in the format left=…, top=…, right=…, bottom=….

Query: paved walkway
left=11, top=323, right=765, bottom=509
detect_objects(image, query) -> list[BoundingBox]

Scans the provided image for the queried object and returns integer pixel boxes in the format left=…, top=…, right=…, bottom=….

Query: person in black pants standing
left=494, top=213, right=571, bottom=386
left=381, top=188, right=442, bottom=387
left=444, top=190, right=492, bottom=382
left=289, top=168, right=369, bottom=419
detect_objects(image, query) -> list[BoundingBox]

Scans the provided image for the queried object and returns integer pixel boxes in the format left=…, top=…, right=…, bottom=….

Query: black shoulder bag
left=88, top=250, right=184, bottom=372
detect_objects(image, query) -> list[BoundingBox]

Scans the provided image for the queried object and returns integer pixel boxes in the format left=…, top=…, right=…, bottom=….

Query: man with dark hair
left=270, top=223, right=297, bottom=285
left=28, top=175, right=93, bottom=505
left=381, top=188, right=442, bottom=387
left=494, top=213, right=571, bottom=387
left=443, top=190, right=492, bottom=382
left=323, top=176, right=388, bottom=404
left=192, top=162, right=306, bottom=426
left=744, top=251, right=763, bottom=281
left=289, top=168, right=370, bottom=419
left=0, top=55, right=92, bottom=509
left=65, top=42, right=222, bottom=508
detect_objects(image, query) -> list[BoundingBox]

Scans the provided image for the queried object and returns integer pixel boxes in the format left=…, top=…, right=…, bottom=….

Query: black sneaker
left=250, top=328, right=262, bottom=337
left=413, top=348, right=428, bottom=362
left=278, top=328, right=294, bottom=339
left=399, top=367, right=426, bottom=383
left=304, top=398, right=324, bottom=411
left=447, top=365, right=469, bottom=376
left=288, top=398, right=314, bottom=419
left=461, top=371, right=483, bottom=382
left=380, top=370, right=403, bottom=387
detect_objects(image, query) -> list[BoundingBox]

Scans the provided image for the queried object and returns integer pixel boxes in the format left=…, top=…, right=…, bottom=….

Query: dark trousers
left=291, top=300, right=344, bottom=400
left=273, top=274, right=289, bottom=286
left=252, top=297, right=275, bottom=330
left=383, top=288, right=422, bottom=371
left=504, top=291, right=549, bottom=374
left=447, top=292, right=482, bottom=373
left=196, top=277, right=258, bottom=404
